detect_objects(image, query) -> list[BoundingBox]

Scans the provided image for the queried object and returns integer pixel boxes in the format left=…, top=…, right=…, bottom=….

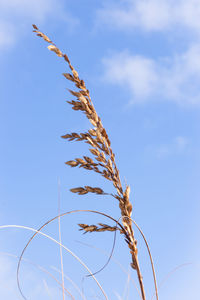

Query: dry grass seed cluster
left=32, top=24, right=149, bottom=300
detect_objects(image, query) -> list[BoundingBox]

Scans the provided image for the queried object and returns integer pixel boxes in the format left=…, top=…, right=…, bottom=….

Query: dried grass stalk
left=33, top=24, right=146, bottom=300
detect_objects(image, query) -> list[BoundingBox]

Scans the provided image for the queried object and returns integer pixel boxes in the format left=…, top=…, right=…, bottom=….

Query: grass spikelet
left=32, top=24, right=159, bottom=300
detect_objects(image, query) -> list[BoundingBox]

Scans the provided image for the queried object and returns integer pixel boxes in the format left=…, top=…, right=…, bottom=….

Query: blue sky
left=0, top=0, right=200, bottom=299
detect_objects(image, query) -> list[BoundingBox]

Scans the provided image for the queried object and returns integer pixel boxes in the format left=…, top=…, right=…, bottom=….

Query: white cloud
left=0, top=21, right=16, bottom=49
left=0, top=0, right=79, bottom=51
left=0, top=255, right=17, bottom=298
left=178, top=0, right=200, bottom=32
left=175, top=136, right=188, bottom=150
left=0, top=0, right=57, bottom=21
left=156, top=136, right=188, bottom=158
left=97, top=0, right=200, bottom=33
left=0, top=253, right=62, bottom=299
left=103, top=51, right=158, bottom=101
left=98, top=0, right=200, bottom=106
left=102, top=45, right=200, bottom=105
left=0, top=0, right=76, bottom=22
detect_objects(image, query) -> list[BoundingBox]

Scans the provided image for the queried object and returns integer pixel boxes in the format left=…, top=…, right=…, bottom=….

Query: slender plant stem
left=135, top=255, right=146, bottom=300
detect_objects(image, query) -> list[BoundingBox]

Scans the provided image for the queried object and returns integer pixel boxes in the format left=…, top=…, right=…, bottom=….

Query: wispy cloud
left=98, top=0, right=200, bottom=106
left=0, top=0, right=79, bottom=51
left=0, top=21, right=16, bottom=49
left=0, top=253, right=62, bottom=299
left=97, top=0, right=200, bottom=33
left=102, top=50, right=158, bottom=102
left=0, top=0, right=59, bottom=21
left=102, top=45, right=200, bottom=105
left=156, top=136, right=188, bottom=158
left=0, top=255, right=17, bottom=298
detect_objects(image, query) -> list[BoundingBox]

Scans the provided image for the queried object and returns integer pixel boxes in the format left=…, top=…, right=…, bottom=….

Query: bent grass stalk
left=74, top=240, right=141, bottom=297
left=0, top=224, right=108, bottom=300
left=16, top=209, right=158, bottom=300
left=0, top=252, right=74, bottom=299
left=32, top=24, right=158, bottom=300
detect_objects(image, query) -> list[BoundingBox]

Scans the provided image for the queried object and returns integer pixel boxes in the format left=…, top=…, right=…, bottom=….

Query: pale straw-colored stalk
left=32, top=25, right=159, bottom=300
